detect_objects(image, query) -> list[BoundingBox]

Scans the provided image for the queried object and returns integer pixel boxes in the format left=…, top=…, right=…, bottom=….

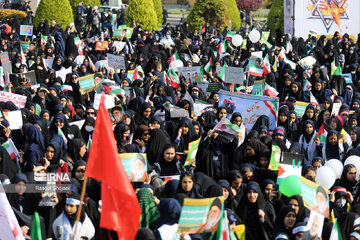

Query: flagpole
left=72, top=175, right=88, bottom=240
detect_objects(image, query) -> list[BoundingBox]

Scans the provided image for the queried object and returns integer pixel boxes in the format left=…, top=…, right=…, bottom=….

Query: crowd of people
left=0, top=1, right=360, bottom=240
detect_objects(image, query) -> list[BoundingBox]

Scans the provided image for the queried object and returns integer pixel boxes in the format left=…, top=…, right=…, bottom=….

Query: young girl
left=321, top=130, right=345, bottom=161
left=299, top=120, right=320, bottom=165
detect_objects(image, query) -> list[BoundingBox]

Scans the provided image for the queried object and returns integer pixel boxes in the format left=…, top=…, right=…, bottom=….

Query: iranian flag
left=88, top=57, right=98, bottom=72
left=331, top=59, right=342, bottom=76
left=317, top=124, right=328, bottom=144
left=264, top=83, right=279, bottom=97
left=261, top=54, right=271, bottom=75
left=58, top=127, right=68, bottom=144
left=87, top=136, right=92, bottom=151
left=218, top=41, right=227, bottom=55
left=216, top=210, right=230, bottom=240
left=168, top=68, right=180, bottom=88
left=213, top=117, right=242, bottom=141
left=169, top=52, right=180, bottom=70
left=310, top=92, right=319, bottom=105
left=204, top=58, right=212, bottom=73
left=284, top=94, right=289, bottom=101
left=110, top=88, right=125, bottom=96
left=161, top=71, right=169, bottom=85
left=329, top=219, right=342, bottom=240
left=285, top=41, right=293, bottom=53
left=61, top=84, right=73, bottom=92
left=249, top=64, right=264, bottom=77
left=225, top=31, right=235, bottom=40
left=303, top=79, right=312, bottom=91
left=40, top=34, right=48, bottom=50
left=74, top=36, right=83, bottom=55
left=20, top=48, right=26, bottom=65
left=219, top=63, right=226, bottom=80
left=2, top=139, right=19, bottom=160
left=133, top=67, right=140, bottom=80
left=279, top=48, right=287, bottom=60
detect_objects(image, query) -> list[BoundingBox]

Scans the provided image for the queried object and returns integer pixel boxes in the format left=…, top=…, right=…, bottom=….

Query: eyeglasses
left=76, top=169, right=85, bottom=173
left=87, top=112, right=96, bottom=116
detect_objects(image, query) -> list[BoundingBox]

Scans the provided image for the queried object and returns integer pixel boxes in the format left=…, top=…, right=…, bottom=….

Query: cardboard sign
left=252, top=79, right=265, bottom=95
left=162, top=103, right=189, bottom=118
left=94, top=41, right=109, bottom=51
left=112, top=41, right=126, bottom=52
left=10, top=71, right=37, bottom=88
left=4, top=110, right=23, bottom=130
left=331, top=102, right=341, bottom=116
left=106, top=53, right=126, bottom=69
left=78, top=74, right=95, bottom=94
left=224, top=67, right=245, bottom=84
left=207, top=82, right=221, bottom=92
left=0, top=52, right=12, bottom=74
left=304, top=211, right=324, bottom=239
left=119, top=153, right=147, bottom=182
left=0, top=92, right=27, bottom=108
left=20, top=41, right=31, bottom=51
left=20, top=25, right=33, bottom=36
left=55, top=67, right=72, bottom=83
left=294, top=101, right=310, bottom=117
left=178, top=67, right=203, bottom=83
left=43, top=58, right=54, bottom=70
left=178, top=197, right=224, bottom=234
left=93, top=93, right=115, bottom=110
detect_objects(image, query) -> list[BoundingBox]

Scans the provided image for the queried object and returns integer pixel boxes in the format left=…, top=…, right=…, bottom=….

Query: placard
left=20, top=41, right=31, bottom=50
left=0, top=52, right=12, bottom=74
left=268, top=144, right=281, bottom=170
left=94, top=41, right=109, bottom=51
left=0, top=92, right=27, bottom=108
left=178, top=67, right=203, bottom=83
left=78, top=74, right=94, bottom=94
left=162, top=103, right=189, bottom=118
left=55, top=67, right=72, bottom=83
left=282, top=152, right=305, bottom=165
left=252, top=79, right=265, bottom=95
left=178, top=197, right=224, bottom=234
left=304, top=211, right=324, bottom=239
left=4, top=110, right=23, bottom=130
left=93, top=93, right=115, bottom=110
left=224, top=67, right=244, bottom=84
left=219, top=90, right=279, bottom=131
left=331, top=102, right=341, bottom=116
left=112, top=41, right=126, bottom=52
left=119, top=153, right=147, bottom=182
left=10, top=71, right=37, bottom=88
left=207, top=82, right=221, bottom=92
left=106, top=53, right=126, bottom=69
left=294, top=101, right=310, bottom=117
left=20, top=25, right=33, bottom=36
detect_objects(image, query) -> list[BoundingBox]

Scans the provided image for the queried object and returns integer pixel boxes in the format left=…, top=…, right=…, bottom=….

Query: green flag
left=331, top=59, right=342, bottom=76
left=30, top=212, right=42, bottom=240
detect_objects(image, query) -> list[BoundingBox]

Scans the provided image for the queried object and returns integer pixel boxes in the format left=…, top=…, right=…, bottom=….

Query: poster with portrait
left=178, top=197, right=224, bottom=234
left=119, top=153, right=147, bottom=182
left=178, top=67, right=203, bottom=83
left=304, top=210, right=324, bottom=239
left=300, top=176, right=330, bottom=217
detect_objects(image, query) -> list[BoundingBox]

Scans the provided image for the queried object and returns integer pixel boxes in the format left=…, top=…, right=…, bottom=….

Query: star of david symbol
left=307, top=0, right=349, bottom=33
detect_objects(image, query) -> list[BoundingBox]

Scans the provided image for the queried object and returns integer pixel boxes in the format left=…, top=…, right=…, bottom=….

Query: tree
left=224, top=0, right=241, bottom=31
left=152, top=0, right=163, bottom=29
left=34, top=0, right=74, bottom=29
left=125, top=0, right=158, bottom=31
left=187, top=0, right=240, bottom=32
left=69, top=0, right=101, bottom=15
left=236, top=0, right=263, bottom=13
left=267, top=0, right=283, bottom=35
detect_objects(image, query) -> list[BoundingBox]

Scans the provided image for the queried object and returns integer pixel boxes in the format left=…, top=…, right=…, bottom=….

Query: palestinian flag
left=303, top=79, right=312, bottom=91
left=168, top=68, right=180, bottom=88
left=331, top=59, right=342, bottom=76
left=249, top=64, right=264, bottom=77
left=58, top=127, right=68, bottom=144
left=204, top=58, right=212, bottom=73
left=261, top=54, right=271, bottom=75
left=87, top=136, right=92, bottom=151
left=2, top=139, right=19, bottom=160
left=317, top=124, right=327, bottom=144
left=216, top=210, right=230, bottom=240
left=169, top=52, right=180, bottom=71
left=213, top=117, right=242, bottom=141
left=310, top=92, right=319, bottom=105
left=40, top=34, right=48, bottom=51
left=329, top=219, right=342, bottom=240
left=218, top=41, right=227, bottom=55
left=61, top=84, right=73, bottom=92
left=219, top=63, right=226, bottom=80
left=226, top=31, right=235, bottom=40
left=264, top=83, right=279, bottom=97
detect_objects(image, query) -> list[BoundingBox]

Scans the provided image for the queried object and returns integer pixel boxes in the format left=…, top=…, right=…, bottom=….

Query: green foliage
left=0, top=9, right=27, bottom=21
left=125, top=0, right=158, bottom=31
left=224, top=0, right=241, bottom=31
left=267, top=0, right=283, bottom=34
left=34, top=0, right=74, bottom=29
left=262, top=0, right=273, bottom=8
left=152, top=0, right=163, bottom=29
left=69, top=0, right=101, bottom=15
left=187, top=0, right=226, bottom=32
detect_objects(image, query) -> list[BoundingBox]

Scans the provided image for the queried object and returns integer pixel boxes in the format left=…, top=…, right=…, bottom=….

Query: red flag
left=85, top=93, right=140, bottom=239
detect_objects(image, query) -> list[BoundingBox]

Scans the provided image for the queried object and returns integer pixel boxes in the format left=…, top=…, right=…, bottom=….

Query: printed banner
left=178, top=197, right=224, bottom=234
left=20, top=25, right=33, bottom=36
left=78, top=74, right=95, bottom=94
left=305, top=210, right=325, bottom=239
left=178, top=67, right=203, bottom=83
left=219, top=90, right=279, bottom=131
left=106, top=53, right=126, bottom=69
left=184, top=137, right=201, bottom=167
left=93, top=93, right=115, bottom=110
left=294, top=101, right=310, bottom=117
left=119, top=153, right=147, bottom=182
left=224, top=67, right=245, bottom=84
left=10, top=71, right=37, bottom=88
left=252, top=79, right=265, bottom=96
left=0, top=92, right=27, bottom=108
left=113, top=25, right=133, bottom=38
left=300, top=177, right=330, bottom=218
left=294, top=0, right=360, bottom=39
left=0, top=52, right=12, bottom=74
left=268, top=144, right=281, bottom=170
left=277, top=163, right=302, bottom=185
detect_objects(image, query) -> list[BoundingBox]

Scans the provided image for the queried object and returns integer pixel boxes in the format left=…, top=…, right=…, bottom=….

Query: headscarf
left=177, top=171, right=203, bottom=198
left=156, top=144, right=179, bottom=176
left=273, top=205, right=296, bottom=236
left=157, top=198, right=182, bottom=227
left=137, top=188, right=160, bottom=229
left=325, top=130, right=340, bottom=160
left=146, top=129, right=171, bottom=165
left=289, top=195, right=309, bottom=223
